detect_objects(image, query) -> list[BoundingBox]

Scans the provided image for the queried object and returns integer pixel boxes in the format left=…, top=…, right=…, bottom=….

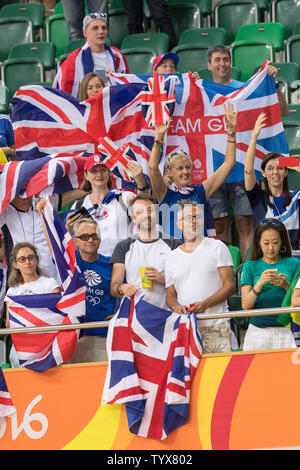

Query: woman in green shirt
left=241, top=218, right=300, bottom=351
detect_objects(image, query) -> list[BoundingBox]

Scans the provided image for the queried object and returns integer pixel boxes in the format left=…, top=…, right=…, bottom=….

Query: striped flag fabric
left=6, top=198, right=86, bottom=371
left=140, top=72, right=176, bottom=127
left=97, top=137, right=136, bottom=182
left=0, top=367, right=16, bottom=417
left=102, top=295, right=202, bottom=440
left=0, top=154, right=87, bottom=214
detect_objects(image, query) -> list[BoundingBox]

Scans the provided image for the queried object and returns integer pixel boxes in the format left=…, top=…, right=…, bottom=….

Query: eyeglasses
left=88, top=12, right=107, bottom=20
left=179, top=214, right=201, bottom=222
left=15, top=254, right=37, bottom=263
left=75, top=233, right=100, bottom=241
left=260, top=218, right=281, bottom=226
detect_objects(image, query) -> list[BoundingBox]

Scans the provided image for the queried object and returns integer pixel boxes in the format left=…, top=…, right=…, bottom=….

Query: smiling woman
left=244, top=113, right=300, bottom=258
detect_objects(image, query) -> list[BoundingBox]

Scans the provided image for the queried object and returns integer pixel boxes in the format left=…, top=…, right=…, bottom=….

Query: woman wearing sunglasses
left=5, top=242, right=60, bottom=366
left=241, top=218, right=300, bottom=351
left=244, top=113, right=300, bottom=258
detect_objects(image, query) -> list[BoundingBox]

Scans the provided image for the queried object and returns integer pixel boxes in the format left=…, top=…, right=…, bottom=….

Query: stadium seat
left=288, top=168, right=300, bottom=191
left=9, top=42, right=56, bottom=73
left=167, top=0, right=212, bottom=26
left=282, top=104, right=300, bottom=123
left=274, top=63, right=300, bottom=102
left=228, top=245, right=241, bottom=275
left=0, top=2, right=44, bottom=38
left=231, top=39, right=274, bottom=82
left=293, top=22, right=300, bottom=35
left=0, top=84, right=11, bottom=114
left=2, top=57, right=44, bottom=99
left=0, top=17, right=33, bottom=62
left=45, top=13, right=69, bottom=58
left=271, top=0, right=300, bottom=40
left=121, top=32, right=170, bottom=56
left=108, top=7, right=129, bottom=49
left=179, top=27, right=226, bottom=47
left=282, top=123, right=300, bottom=151
left=286, top=35, right=300, bottom=67
left=172, top=43, right=211, bottom=72
left=122, top=47, right=156, bottom=74
left=235, top=22, right=284, bottom=52
left=166, top=2, right=202, bottom=42
left=214, top=0, right=259, bottom=45
left=198, top=66, right=241, bottom=81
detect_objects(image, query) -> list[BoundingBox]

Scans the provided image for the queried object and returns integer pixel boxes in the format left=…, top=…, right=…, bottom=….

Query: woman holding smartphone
left=241, top=218, right=300, bottom=351
left=244, top=113, right=300, bottom=258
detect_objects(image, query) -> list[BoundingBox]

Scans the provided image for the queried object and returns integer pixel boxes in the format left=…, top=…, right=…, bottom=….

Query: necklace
left=272, top=195, right=284, bottom=220
left=15, top=206, right=35, bottom=245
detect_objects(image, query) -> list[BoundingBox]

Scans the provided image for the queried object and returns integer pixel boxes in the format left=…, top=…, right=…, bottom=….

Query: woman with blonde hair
left=148, top=103, right=237, bottom=238
left=78, top=72, right=106, bottom=101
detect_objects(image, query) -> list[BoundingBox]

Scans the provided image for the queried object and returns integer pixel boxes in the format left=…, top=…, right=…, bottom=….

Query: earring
left=280, top=245, right=286, bottom=253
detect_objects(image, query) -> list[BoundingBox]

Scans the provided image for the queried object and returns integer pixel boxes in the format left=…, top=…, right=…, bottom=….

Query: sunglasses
left=15, top=254, right=37, bottom=263
left=75, top=233, right=100, bottom=241
left=260, top=218, right=281, bottom=226
left=88, top=12, right=107, bottom=20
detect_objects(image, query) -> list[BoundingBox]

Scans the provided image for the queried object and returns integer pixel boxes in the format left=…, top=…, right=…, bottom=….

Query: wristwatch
left=227, top=130, right=236, bottom=137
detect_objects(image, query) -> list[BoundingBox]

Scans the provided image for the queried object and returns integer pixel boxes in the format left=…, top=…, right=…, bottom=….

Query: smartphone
left=72, top=207, right=93, bottom=219
left=278, top=156, right=299, bottom=167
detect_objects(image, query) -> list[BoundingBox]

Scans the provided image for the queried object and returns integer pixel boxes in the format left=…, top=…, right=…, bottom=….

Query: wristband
left=252, top=287, right=260, bottom=296
left=227, top=139, right=236, bottom=143
left=153, top=139, right=163, bottom=149
left=227, top=130, right=236, bottom=137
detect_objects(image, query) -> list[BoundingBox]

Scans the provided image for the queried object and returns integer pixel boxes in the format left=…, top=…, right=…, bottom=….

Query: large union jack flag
left=0, top=153, right=87, bottom=214
left=102, top=295, right=202, bottom=440
left=0, top=367, right=16, bottom=417
left=6, top=198, right=86, bottom=372
left=11, top=62, right=288, bottom=186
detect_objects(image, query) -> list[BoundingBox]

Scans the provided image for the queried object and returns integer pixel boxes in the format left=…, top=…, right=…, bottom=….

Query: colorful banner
left=1, top=350, right=300, bottom=450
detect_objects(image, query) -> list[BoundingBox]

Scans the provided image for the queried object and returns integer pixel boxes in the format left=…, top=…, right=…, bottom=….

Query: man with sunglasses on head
left=69, top=217, right=116, bottom=363
left=54, top=12, right=129, bottom=97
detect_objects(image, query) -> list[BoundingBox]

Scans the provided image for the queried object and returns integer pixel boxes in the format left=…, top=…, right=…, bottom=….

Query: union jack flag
left=6, top=198, right=86, bottom=372
left=0, top=154, right=86, bottom=214
left=97, top=137, right=136, bottom=182
left=140, top=72, right=176, bottom=127
left=0, top=367, right=16, bottom=417
left=102, top=295, right=202, bottom=440
left=11, top=62, right=288, bottom=186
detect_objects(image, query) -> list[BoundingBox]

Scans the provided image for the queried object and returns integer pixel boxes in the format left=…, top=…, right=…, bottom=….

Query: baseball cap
left=84, top=154, right=105, bottom=171
left=83, top=12, right=108, bottom=31
left=152, top=52, right=179, bottom=71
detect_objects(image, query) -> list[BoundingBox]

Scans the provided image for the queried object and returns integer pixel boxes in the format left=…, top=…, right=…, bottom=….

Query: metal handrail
left=1, top=305, right=300, bottom=335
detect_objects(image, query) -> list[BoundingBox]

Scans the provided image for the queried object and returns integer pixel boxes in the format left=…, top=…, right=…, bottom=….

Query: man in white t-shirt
left=110, top=194, right=182, bottom=310
left=165, top=200, right=235, bottom=353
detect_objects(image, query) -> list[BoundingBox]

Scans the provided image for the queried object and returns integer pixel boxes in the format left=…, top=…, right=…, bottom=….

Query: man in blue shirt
left=69, top=217, right=116, bottom=363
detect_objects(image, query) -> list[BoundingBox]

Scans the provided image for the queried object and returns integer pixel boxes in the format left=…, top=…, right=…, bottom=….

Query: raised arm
left=148, top=121, right=171, bottom=203
left=244, top=113, right=267, bottom=191
left=203, top=102, right=237, bottom=199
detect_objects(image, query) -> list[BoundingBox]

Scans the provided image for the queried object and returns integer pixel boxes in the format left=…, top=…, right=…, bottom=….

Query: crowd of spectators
left=1, top=8, right=300, bottom=366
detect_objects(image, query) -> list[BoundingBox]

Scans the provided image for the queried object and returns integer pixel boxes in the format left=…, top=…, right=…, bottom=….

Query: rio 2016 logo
left=0, top=395, right=48, bottom=441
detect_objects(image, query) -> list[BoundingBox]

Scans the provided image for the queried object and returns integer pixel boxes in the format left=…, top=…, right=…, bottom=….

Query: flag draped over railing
left=0, top=367, right=16, bottom=417
left=6, top=198, right=86, bottom=371
left=102, top=295, right=202, bottom=440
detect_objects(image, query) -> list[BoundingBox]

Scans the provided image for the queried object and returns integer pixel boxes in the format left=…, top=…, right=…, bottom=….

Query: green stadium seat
left=65, top=38, right=86, bottom=53
left=198, top=66, right=241, bottom=81
left=228, top=245, right=241, bottom=275
left=286, top=35, right=300, bottom=68
left=121, top=32, right=170, bottom=56
left=271, top=0, right=300, bottom=40
left=283, top=104, right=300, bottom=123
left=172, top=43, right=211, bottom=72
left=282, top=123, right=300, bottom=151
left=235, top=22, right=284, bottom=52
left=179, top=27, right=226, bottom=47
left=9, top=42, right=56, bottom=72
left=0, top=17, right=33, bottom=62
left=2, top=57, right=44, bottom=99
left=167, top=2, right=202, bottom=42
left=122, top=47, right=156, bottom=74
left=45, top=13, right=69, bottom=58
left=293, top=22, right=300, bottom=35
left=288, top=168, right=300, bottom=191
left=0, top=84, right=11, bottom=114
left=231, top=39, right=274, bottom=82
left=167, top=0, right=211, bottom=26
left=0, top=2, right=44, bottom=34
left=108, top=8, right=129, bottom=49
left=214, top=0, right=259, bottom=45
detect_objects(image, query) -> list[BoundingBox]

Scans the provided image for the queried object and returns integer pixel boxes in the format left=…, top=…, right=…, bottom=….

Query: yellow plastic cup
left=139, top=267, right=153, bottom=288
